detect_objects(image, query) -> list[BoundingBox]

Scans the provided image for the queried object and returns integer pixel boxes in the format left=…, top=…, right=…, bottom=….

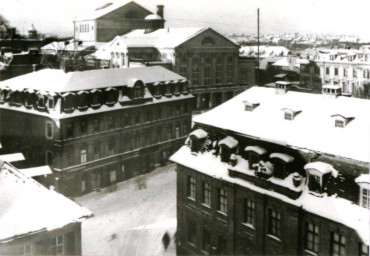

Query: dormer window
left=331, top=114, right=354, bottom=128
left=77, top=91, right=88, bottom=109
left=0, top=90, right=5, bottom=103
left=304, top=162, right=338, bottom=194
left=189, top=129, right=208, bottom=153
left=355, top=174, right=369, bottom=209
left=48, top=96, right=55, bottom=109
left=174, top=83, right=180, bottom=95
left=219, top=136, right=239, bottom=163
left=165, top=82, right=172, bottom=96
left=62, top=92, right=75, bottom=112
left=105, top=87, right=117, bottom=105
left=38, top=94, right=45, bottom=108
left=282, top=108, right=301, bottom=120
left=243, top=100, right=260, bottom=111
left=270, top=153, right=294, bottom=179
left=329, top=54, right=337, bottom=61
left=182, top=81, right=189, bottom=94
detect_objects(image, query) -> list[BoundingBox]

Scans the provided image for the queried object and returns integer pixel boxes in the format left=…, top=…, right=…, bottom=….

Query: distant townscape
left=0, top=1, right=369, bottom=256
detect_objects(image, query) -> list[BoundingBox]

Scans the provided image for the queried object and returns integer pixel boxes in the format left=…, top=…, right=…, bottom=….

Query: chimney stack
left=157, top=5, right=164, bottom=19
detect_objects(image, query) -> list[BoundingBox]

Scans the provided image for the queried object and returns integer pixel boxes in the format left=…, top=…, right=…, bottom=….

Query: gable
left=99, top=1, right=152, bottom=20
left=176, top=28, right=240, bottom=50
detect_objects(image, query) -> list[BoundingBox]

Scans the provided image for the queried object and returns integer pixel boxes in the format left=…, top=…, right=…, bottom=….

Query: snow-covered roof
left=355, top=174, right=370, bottom=184
left=19, top=165, right=52, bottom=177
left=75, top=1, right=152, bottom=21
left=245, top=145, right=267, bottom=155
left=323, top=84, right=342, bottom=90
left=0, top=66, right=186, bottom=93
left=0, top=153, right=25, bottom=163
left=270, top=152, right=294, bottom=163
left=189, top=128, right=208, bottom=139
left=170, top=146, right=369, bottom=245
left=304, top=161, right=338, bottom=177
left=0, top=161, right=91, bottom=242
left=145, top=14, right=162, bottom=20
left=272, top=57, right=290, bottom=67
left=219, top=136, right=238, bottom=149
left=120, top=27, right=208, bottom=49
left=193, top=86, right=370, bottom=163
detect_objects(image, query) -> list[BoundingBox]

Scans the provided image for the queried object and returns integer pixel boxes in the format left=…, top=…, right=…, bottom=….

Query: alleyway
left=75, top=164, right=177, bottom=256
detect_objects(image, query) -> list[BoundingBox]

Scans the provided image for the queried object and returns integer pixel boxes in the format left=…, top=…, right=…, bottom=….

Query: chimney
left=157, top=5, right=164, bottom=19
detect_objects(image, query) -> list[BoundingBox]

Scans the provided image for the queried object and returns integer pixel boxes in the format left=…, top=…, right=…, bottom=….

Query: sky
left=0, top=0, right=369, bottom=38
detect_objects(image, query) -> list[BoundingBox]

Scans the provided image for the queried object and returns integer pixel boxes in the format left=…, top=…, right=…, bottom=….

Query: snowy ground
left=75, top=164, right=177, bottom=256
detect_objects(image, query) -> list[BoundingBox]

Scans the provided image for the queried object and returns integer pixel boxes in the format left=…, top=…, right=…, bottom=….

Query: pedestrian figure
left=162, top=231, right=171, bottom=251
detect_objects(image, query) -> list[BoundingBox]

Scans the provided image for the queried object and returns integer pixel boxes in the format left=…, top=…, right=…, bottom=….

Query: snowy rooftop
left=193, top=86, right=370, bottom=163
left=0, top=161, right=91, bottom=242
left=120, top=27, right=208, bottom=49
left=170, top=146, right=369, bottom=245
left=0, top=66, right=186, bottom=93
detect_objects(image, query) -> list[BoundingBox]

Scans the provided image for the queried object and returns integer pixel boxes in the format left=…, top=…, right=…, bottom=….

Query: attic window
left=243, top=100, right=259, bottom=111
left=304, top=162, right=338, bottom=194
left=282, top=108, right=301, bottom=120
left=331, top=114, right=354, bottom=128
left=355, top=174, right=369, bottom=209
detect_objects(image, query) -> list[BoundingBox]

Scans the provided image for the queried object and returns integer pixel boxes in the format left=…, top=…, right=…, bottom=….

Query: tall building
left=0, top=159, right=91, bottom=255
left=171, top=86, right=369, bottom=255
left=0, top=66, right=193, bottom=197
left=100, top=25, right=255, bottom=111
left=74, top=1, right=160, bottom=43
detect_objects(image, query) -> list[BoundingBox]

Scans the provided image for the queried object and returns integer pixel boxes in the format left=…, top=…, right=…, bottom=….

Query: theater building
left=0, top=160, right=91, bottom=255
left=171, top=86, right=369, bottom=255
left=0, top=66, right=193, bottom=197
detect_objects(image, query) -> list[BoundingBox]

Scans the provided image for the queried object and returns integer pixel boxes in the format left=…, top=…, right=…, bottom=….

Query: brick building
left=171, top=86, right=369, bottom=255
left=0, top=66, right=193, bottom=197
left=0, top=160, right=91, bottom=255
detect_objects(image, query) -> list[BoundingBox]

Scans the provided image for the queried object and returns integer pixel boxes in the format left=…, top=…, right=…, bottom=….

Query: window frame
left=268, top=208, right=281, bottom=238
left=243, top=199, right=255, bottom=227
left=202, top=182, right=211, bottom=206
left=45, top=121, right=54, bottom=139
left=187, top=176, right=196, bottom=200
left=330, top=232, right=346, bottom=256
left=217, top=188, right=228, bottom=214
left=305, top=221, right=320, bottom=254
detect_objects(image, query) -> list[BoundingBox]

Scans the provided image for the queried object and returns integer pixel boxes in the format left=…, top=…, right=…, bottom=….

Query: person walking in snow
left=162, top=231, right=170, bottom=251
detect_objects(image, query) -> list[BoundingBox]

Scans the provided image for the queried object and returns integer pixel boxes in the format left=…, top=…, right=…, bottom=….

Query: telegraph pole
left=257, top=8, right=260, bottom=85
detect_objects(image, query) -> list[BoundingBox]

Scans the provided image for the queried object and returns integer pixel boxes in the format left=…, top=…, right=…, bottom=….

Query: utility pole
left=257, top=8, right=260, bottom=85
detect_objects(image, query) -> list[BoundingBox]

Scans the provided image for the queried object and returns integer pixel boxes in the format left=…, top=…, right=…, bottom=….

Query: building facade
left=315, top=49, right=370, bottom=98
left=74, top=1, right=157, bottom=43
left=104, top=26, right=255, bottom=111
left=0, top=160, right=91, bottom=255
left=171, top=86, right=369, bottom=255
left=0, top=66, right=193, bottom=197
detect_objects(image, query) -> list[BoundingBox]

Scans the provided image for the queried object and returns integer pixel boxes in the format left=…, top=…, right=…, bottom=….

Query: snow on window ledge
left=217, top=210, right=228, bottom=216
left=241, top=222, right=255, bottom=230
left=267, top=234, right=281, bottom=242
left=304, top=249, right=318, bottom=256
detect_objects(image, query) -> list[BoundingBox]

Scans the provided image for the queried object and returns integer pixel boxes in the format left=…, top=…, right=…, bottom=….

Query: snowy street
left=75, top=164, right=177, bottom=256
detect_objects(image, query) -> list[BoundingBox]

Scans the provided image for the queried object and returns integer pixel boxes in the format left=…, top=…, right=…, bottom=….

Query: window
left=284, top=112, right=293, bottom=120
left=227, top=57, right=233, bottom=83
left=188, top=219, right=197, bottom=245
left=80, top=120, right=87, bottom=134
left=360, top=188, right=370, bottom=209
left=202, top=228, right=211, bottom=253
left=51, top=235, right=64, bottom=255
left=92, top=94, right=100, bottom=106
left=93, top=145, right=100, bottom=160
left=334, top=68, right=338, bottom=76
left=48, top=97, right=55, bottom=109
left=93, top=118, right=100, bottom=132
left=204, top=65, right=211, bottom=85
left=359, top=243, right=369, bottom=256
left=216, top=64, right=222, bottom=84
left=268, top=208, right=281, bottom=238
left=175, top=126, right=180, bottom=138
left=243, top=199, right=255, bottom=226
left=202, top=182, right=211, bottom=206
left=81, top=149, right=87, bottom=163
left=364, top=70, right=370, bottom=78
left=108, top=116, right=115, bottom=129
left=66, top=122, right=74, bottom=138
left=192, top=65, right=199, bottom=85
left=134, top=86, right=143, bottom=98
left=330, top=232, right=346, bottom=256
left=67, top=148, right=74, bottom=165
left=217, top=188, right=227, bottom=214
left=108, top=137, right=115, bottom=155
left=344, top=69, right=348, bottom=77
left=326, top=67, right=330, bottom=75
left=353, top=70, right=357, bottom=78
left=110, top=170, right=117, bottom=183
left=46, top=151, right=53, bottom=166
left=305, top=222, right=319, bottom=253
left=335, top=119, right=345, bottom=128
left=46, top=121, right=53, bottom=139
left=188, top=176, right=196, bottom=199
left=38, top=95, right=45, bottom=107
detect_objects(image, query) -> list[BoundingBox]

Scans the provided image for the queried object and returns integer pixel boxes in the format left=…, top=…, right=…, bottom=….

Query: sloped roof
left=75, top=1, right=152, bottom=21
left=0, top=66, right=186, bottom=93
left=120, top=27, right=207, bottom=48
left=193, top=86, right=370, bottom=163
left=0, top=161, right=91, bottom=242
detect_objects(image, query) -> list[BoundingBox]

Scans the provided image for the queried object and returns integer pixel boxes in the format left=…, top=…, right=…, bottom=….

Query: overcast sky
left=1, top=0, right=369, bottom=38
